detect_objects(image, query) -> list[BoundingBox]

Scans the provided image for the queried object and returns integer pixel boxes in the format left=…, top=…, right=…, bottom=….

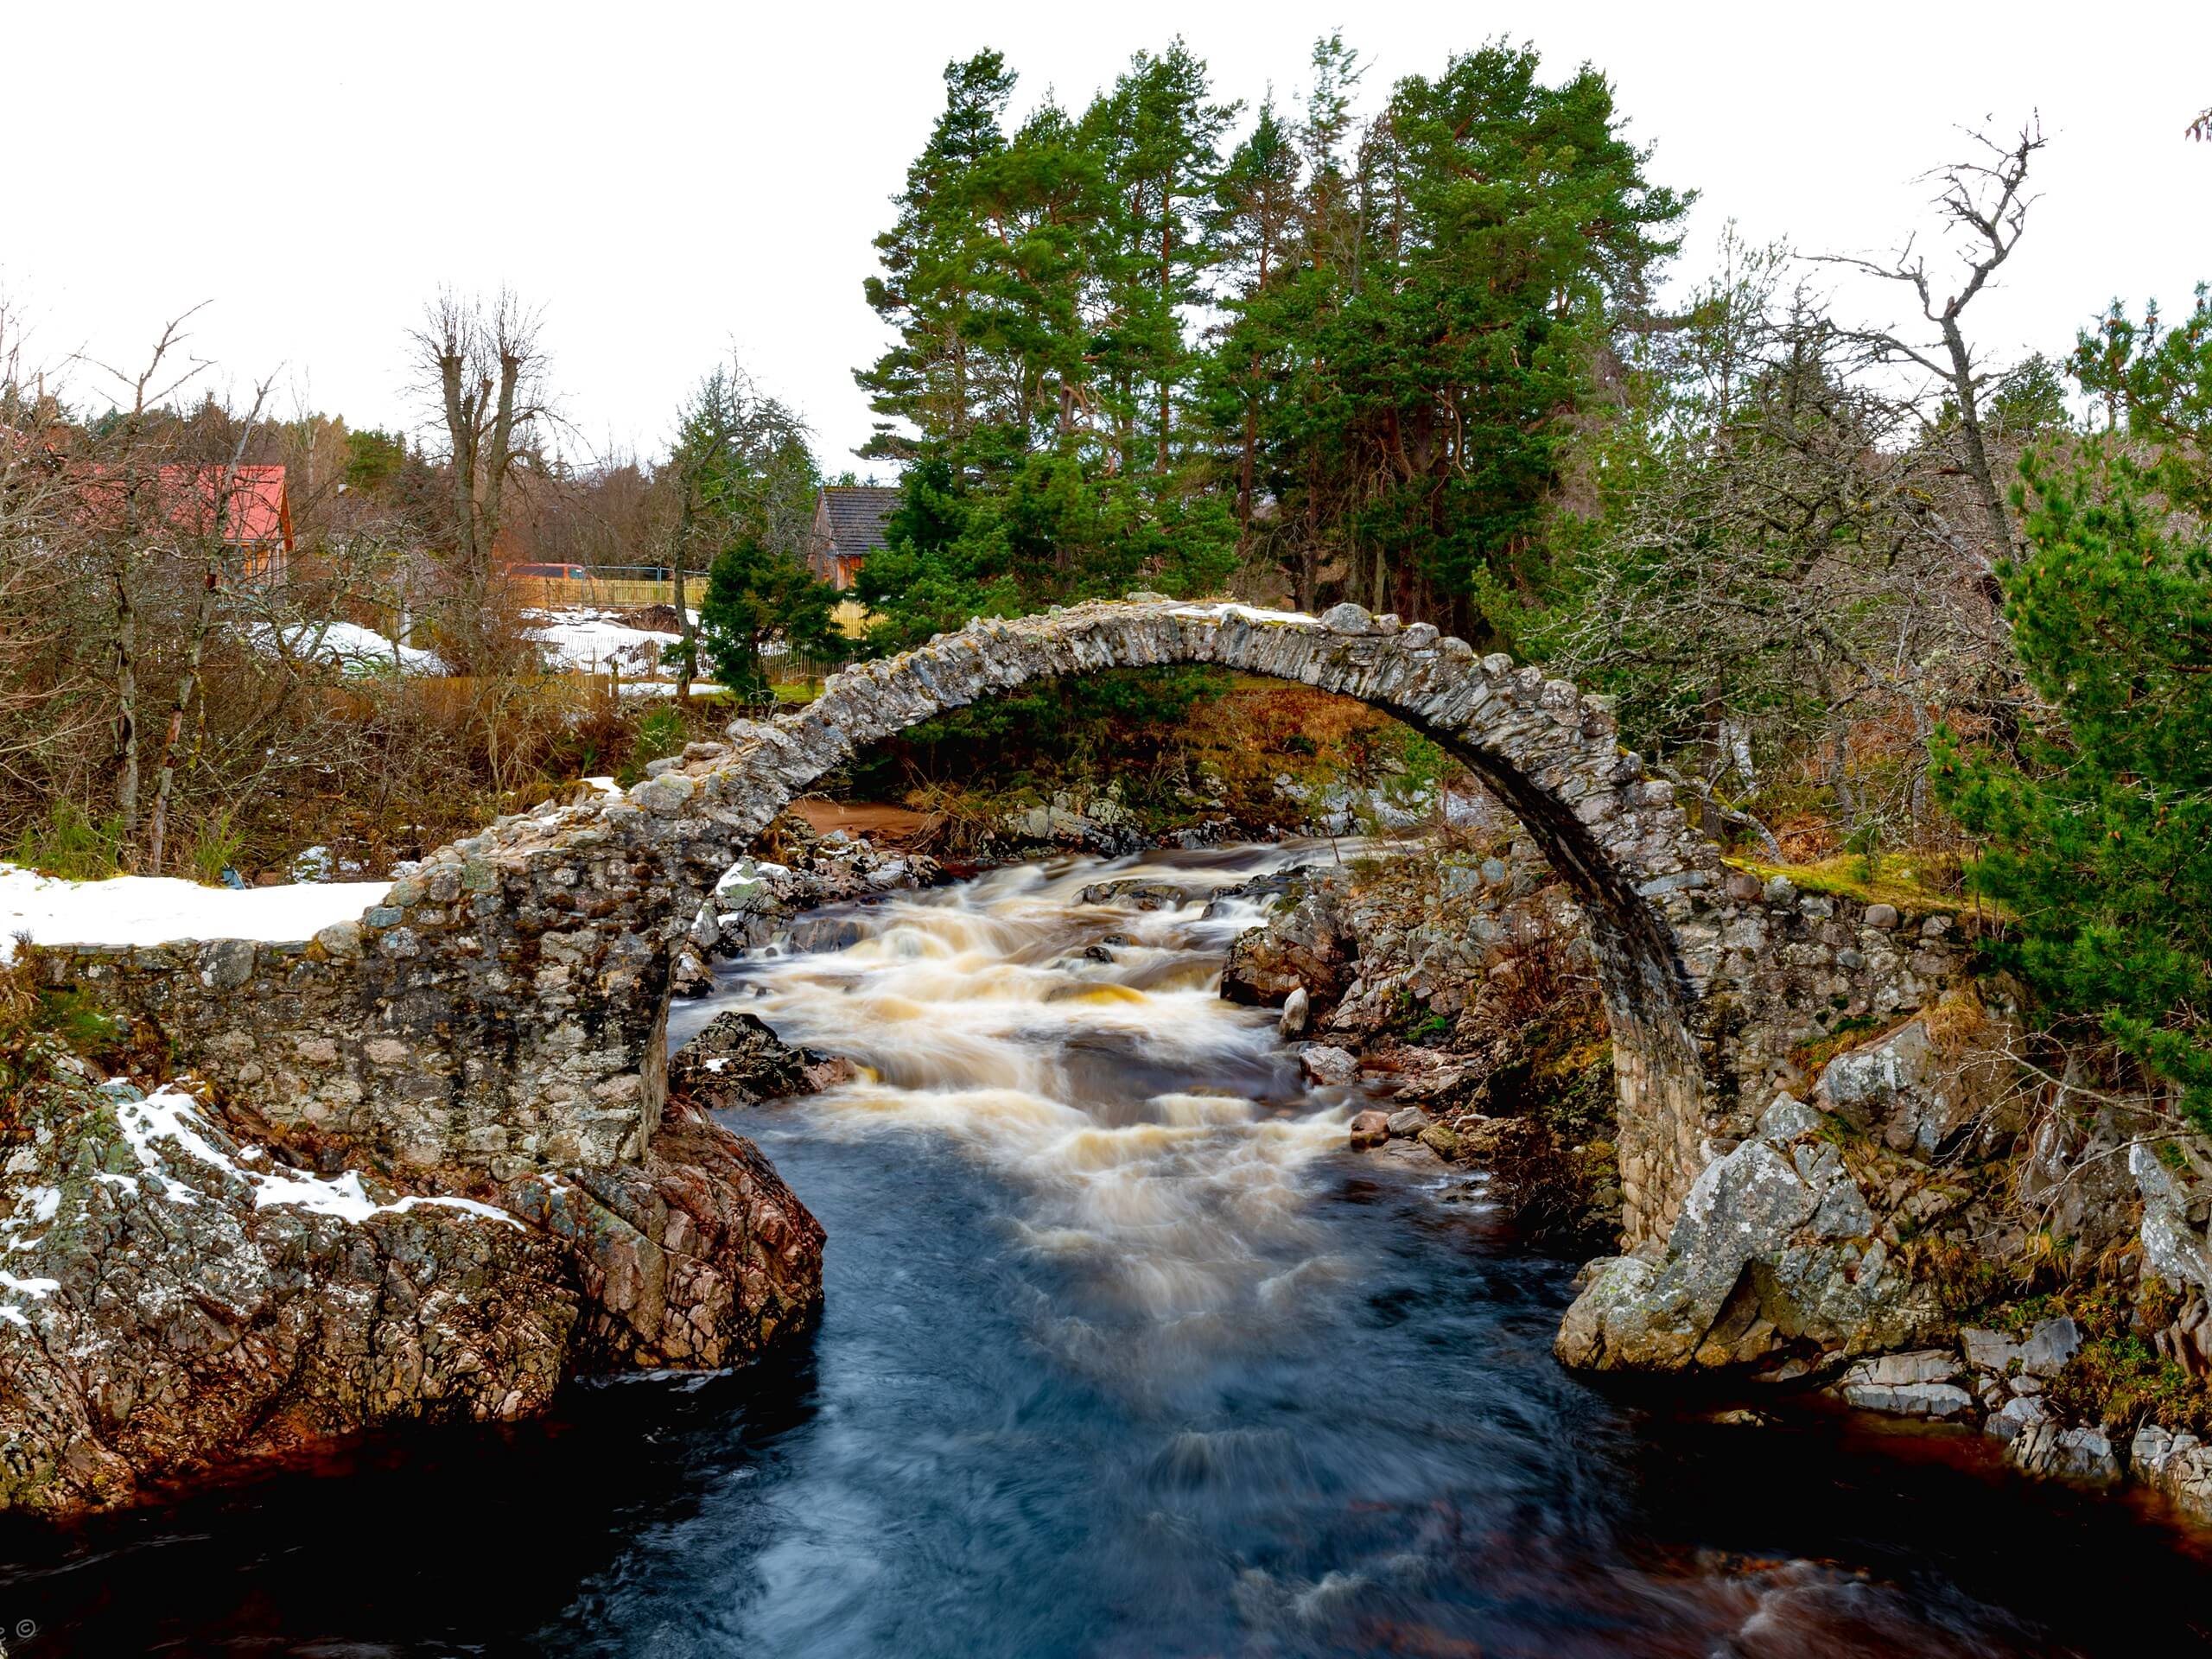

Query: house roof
left=70, top=463, right=291, bottom=548
left=814, top=486, right=900, bottom=560
left=161, top=465, right=289, bottom=545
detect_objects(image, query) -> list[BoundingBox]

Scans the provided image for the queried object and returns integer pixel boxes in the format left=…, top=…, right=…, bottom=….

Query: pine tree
left=1935, top=427, right=2212, bottom=1125
left=857, top=52, right=1018, bottom=475
left=696, top=536, right=849, bottom=696
left=1202, top=99, right=1303, bottom=549
left=1078, top=41, right=1237, bottom=477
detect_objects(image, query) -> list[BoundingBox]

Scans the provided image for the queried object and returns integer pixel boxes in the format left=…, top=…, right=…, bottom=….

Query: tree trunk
left=149, top=403, right=267, bottom=872
left=1941, top=315, right=2012, bottom=566
left=1158, top=198, right=1174, bottom=474
left=112, top=563, right=138, bottom=853
left=440, top=352, right=480, bottom=581
left=671, top=494, right=696, bottom=709
left=144, top=551, right=219, bottom=874
left=1238, top=370, right=1258, bottom=542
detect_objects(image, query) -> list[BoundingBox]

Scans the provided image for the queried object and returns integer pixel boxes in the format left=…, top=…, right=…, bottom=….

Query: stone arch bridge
left=54, top=600, right=1952, bottom=1248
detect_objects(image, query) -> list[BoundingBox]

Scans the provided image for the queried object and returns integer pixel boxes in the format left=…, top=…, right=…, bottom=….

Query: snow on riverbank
left=0, top=863, right=391, bottom=962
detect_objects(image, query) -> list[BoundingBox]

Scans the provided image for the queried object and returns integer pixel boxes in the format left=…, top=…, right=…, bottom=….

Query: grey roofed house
left=804, top=485, right=901, bottom=592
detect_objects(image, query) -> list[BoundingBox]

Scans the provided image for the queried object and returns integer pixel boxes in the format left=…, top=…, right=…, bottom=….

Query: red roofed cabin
left=804, top=485, right=899, bottom=592
left=71, top=464, right=296, bottom=582
left=165, top=465, right=294, bottom=582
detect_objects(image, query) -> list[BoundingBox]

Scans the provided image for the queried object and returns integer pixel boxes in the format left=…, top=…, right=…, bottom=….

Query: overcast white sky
left=8, top=1, right=2207, bottom=471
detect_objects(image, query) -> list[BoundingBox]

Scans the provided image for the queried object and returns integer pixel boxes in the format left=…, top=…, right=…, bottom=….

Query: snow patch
left=272, top=620, right=448, bottom=676
left=0, top=861, right=390, bottom=962
left=119, top=1087, right=522, bottom=1230
left=1169, top=601, right=1320, bottom=627
left=524, top=608, right=681, bottom=675
left=0, top=1272, right=57, bottom=1299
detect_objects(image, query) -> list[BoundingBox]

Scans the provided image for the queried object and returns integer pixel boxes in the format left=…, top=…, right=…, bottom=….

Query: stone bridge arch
left=64, top=600, right=1844, bottom=1248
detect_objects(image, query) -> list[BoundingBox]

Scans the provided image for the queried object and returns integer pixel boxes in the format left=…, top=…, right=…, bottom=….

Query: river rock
left=2132, top=1424, right=2212, bottom=1523
left=667, top=1010, right=853, bottom=1110
left=501, top=1089, right=823, bottom=1369
left=690, top=819, right=944, bottom=962
left=1220, top=879, right=1356, bottom=1010
left=1961, top=1325, right=2021, bottom=1372
left=1452, top=1114, right=1546, bottom=1164
left=1277, top=986, right=1310, bottom=1038
left=1832, top=1351, right=1974, bottom=1419
left=1986, top=1393, right=2049, bottom=1443
left=1385, top=1106, right=1434, bottom=1139
left=2015, top=1316, right=2082, bottom=1376
left=1814, top=1014, right=2014, bottom=1161
left=1416, top=1123, right=1464, bottom=1160
left=1348, top=1109, right=1390, bottom=1150
left=2007, top=1420, right=2120, bottom=1486
left=2132, top=1142, right=2212, bottom=1298
left=1300, top=1045, right=1360, bottom=1088
left=1555, top=1096, right=1938, bottom=1373
left=1077, top=879, right=1193, bottom=911
left=1757, top=1093, right=1823, bottom=1141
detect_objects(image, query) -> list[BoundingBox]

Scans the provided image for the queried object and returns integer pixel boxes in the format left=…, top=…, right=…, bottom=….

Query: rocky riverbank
left=0, top=1017, right=823, bottom=1517
left=1213, top=828, right=1624, bottom=1246
left=673, top=807, right=946, bottom=992
left=1210, top=830, right=2212, bottom=1530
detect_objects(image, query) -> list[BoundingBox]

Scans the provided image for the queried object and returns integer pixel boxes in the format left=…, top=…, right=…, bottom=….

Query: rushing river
left=6, top=843, right=2212, bottom=1656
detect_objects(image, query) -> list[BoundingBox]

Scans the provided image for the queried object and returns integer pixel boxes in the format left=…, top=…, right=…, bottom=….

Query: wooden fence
left=510, top=575, right=677, bottom=611
left=510, top=580, right=873, bottom=643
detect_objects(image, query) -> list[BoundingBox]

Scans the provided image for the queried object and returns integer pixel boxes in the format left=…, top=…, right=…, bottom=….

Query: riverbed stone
left=1417, top=1123, right=1463, bottom=1160
left=1348, top=1109, right=1390, bottom=1150
left=2132, top=1424, right=2212, bottom=1523
left=0, top=1052, right=823, bottom=1517
left=2132, top=1142, right=2212, bottom=1298
left=1556, top=1106, right=1936, bottom=1373
left=1301, top=1045, right=1360, bottom=1088
left=2016, top=1316, right=2082, bottom=1377
left=2008, top=1420, right=2120, bottom=1486
left=1961, top=1326, right=2021, bottom=1372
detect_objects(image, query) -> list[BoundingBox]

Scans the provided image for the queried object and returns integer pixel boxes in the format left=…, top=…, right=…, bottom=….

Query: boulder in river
left=667, top=1010, right=856, bottom=1110
left=1300, top=1044, right=1360, bottom=1088
left=1348, top=1109, right=1390, bottom=1150
left=1220, top=877, right=1356, bottom=1010
left=1076, top=878, right=1193, bottom=911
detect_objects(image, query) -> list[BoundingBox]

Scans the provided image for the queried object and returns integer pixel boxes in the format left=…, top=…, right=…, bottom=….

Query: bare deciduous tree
left=1818, top=120, right=2047, bottom=569
left=80, top=308, right=214, bottom=856
left=410, top=289, right=553, bottom=670
left=143, top=372, right=277, bottom=874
